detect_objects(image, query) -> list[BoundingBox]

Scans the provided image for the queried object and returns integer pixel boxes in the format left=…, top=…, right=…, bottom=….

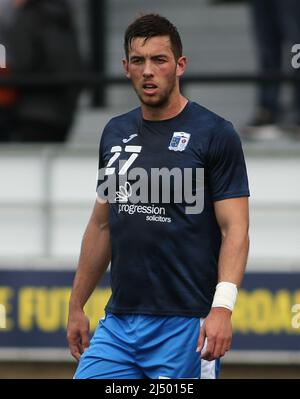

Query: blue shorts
left=74, top=313, right=220, bottom=379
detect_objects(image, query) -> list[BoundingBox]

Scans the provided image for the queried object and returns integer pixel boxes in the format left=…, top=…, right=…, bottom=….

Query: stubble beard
left=135, top=77, right=177, bottom=109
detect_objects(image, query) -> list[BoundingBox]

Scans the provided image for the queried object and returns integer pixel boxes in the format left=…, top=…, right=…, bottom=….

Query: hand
left=196, top=307, right=232, bottom=361
left=67, top=309, right=90, bottom=361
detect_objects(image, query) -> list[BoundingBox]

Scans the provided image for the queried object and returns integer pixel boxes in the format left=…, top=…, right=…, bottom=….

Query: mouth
left=142, top=82, right=158, bottom=95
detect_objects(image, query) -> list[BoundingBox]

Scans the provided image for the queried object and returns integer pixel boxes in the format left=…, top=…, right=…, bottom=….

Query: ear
left=122, top=58, right=131, bottom=79
left=176, top=56, right=187, bottom=78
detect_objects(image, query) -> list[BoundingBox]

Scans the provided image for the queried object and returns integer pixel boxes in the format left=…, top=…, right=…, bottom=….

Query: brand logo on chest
left=168, top=132, right=191, bottom=152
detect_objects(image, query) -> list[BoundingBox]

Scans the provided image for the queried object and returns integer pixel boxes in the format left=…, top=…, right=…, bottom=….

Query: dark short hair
left=124, top=14, right=183, bottom=60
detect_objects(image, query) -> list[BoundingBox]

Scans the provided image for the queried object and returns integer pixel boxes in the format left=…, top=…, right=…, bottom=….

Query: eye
left=131, top=58, right=143, bottom=65
left=156, top=58, right=167, bottom=64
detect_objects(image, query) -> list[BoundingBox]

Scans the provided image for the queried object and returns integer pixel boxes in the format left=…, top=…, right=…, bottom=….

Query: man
left=67, top=14, right=250, bottom=379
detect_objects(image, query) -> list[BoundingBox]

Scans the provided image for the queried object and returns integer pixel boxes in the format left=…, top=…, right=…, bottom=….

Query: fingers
left=67, top=331, right=90, bottom=362
left=200, top=336, right=215, bottom=361
left=220, top=339, right=231, bottom=358
left=197, top=308, right=232, bottom=361
left=211, top=339, right=223, bottom=360
left=197, top=322, right=219, bottom=361
left=68, top=336, right=81, bottom=362
left=67, top=311, right=90, bottom=361
left=68, top=340, right=82, bottom=362
left=202, top=337, right=231, bottom=361
left=196, top=323, right=206, bottom=353
left=80, top=331, right=90, bottom=354
left=216, top=337, right=231, bottom=358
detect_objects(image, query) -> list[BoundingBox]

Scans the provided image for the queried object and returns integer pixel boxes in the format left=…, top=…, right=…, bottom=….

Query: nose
left=142, top=60, right=154, bottom=78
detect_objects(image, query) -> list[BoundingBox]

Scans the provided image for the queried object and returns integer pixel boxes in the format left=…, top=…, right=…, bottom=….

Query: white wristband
left=211, top=282, right=238, bottom=312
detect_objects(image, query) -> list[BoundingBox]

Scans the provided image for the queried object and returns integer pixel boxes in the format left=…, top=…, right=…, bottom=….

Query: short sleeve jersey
left=97, top=100, right=250, bottom=318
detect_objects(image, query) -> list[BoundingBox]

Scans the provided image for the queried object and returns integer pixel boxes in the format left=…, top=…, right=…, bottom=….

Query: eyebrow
left=129, top=54, right=169, bottom=61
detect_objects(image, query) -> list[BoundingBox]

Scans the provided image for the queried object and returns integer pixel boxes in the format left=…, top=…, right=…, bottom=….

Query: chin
left=141, top=95, right=168, bottom=108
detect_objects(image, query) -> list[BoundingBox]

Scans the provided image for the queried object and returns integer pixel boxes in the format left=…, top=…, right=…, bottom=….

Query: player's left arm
left=197, top=196, right=249, bottom=361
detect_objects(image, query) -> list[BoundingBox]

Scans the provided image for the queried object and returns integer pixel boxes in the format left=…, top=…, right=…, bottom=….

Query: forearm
left=69, top=220, right=111, bottom=311
left=198, top=227, right=249, bottom=359
left=217, top=226, right=249, bottom=288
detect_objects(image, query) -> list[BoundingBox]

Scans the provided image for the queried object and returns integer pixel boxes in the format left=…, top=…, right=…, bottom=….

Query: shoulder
left=194, top=101, right=238, bottom=133
left=187, top=101, right=225, bottom=130
left=103, top=107, right=140, bottom=132
left=187, top=101, right=239, bottom=147
left=187, top=102, right=243, bottom=162
left=186, top=101, right=238, bottom=142
left=100, top=107, right=140, bottom=146
left=108, top=107, right=140, bottom=125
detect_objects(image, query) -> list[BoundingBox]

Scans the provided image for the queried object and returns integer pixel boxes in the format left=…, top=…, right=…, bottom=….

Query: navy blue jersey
left=96, top=100, right=250, bottom=317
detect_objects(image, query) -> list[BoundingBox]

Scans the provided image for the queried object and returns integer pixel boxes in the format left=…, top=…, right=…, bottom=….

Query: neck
left=141, top=93, right=188, bottom=121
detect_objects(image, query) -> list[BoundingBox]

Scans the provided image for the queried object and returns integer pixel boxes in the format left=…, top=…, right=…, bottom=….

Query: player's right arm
left=67, top=200, right=111, bottom=361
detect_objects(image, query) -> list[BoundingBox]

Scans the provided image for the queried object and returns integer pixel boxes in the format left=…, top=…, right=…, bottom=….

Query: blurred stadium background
left=0, top=0, right=300, bottom=379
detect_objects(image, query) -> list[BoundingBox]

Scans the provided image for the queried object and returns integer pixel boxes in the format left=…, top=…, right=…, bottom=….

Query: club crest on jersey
left=168, top=132, right=190, bottom=152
